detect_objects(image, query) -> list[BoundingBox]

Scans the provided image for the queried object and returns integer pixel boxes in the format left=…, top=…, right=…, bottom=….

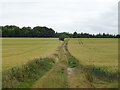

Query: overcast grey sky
left=0, top=0, right=119, bottom=34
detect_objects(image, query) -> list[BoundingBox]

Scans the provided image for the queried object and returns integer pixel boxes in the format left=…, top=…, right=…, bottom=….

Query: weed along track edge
left=64, top=39, right=95, bottom=88
left=2, top=57, right=57, bottom=88
left=32, top=40, right=69, bottom=88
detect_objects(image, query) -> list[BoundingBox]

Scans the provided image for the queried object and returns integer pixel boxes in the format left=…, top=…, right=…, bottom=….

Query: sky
left=0, top=0, right=119, bottom=34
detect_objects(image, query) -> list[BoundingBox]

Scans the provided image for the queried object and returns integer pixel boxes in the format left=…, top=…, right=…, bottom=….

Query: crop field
left=2, top=38, right=118, bottom=88
left=2, top=38, right=59, bottom=69
left=68, top=38, right=118, bottom=87
left=68, top=38, right=118, bottom=67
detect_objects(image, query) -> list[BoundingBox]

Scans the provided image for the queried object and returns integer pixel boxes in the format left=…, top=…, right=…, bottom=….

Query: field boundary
left=67, top=38, right=118, bottom=88
left=2, top=44, right=61, bottom=88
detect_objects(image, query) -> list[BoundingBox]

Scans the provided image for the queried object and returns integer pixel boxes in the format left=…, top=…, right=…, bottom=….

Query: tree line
left=1, top=25, right=55, bottom=37
left=1, top=25, right=120, bottom=38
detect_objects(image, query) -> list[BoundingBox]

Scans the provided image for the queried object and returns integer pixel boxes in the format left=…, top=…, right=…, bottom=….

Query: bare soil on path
left=32, top=40, right=95, bottom=88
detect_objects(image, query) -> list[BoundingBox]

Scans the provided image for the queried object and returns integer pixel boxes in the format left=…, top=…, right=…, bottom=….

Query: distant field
left=68, top=38, right=118, bottom=72
left=2, top=38, right=59, bottom=69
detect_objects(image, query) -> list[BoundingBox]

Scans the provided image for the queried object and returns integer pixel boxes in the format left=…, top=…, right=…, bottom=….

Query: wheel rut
left=32, top=39, right=95, bottom=88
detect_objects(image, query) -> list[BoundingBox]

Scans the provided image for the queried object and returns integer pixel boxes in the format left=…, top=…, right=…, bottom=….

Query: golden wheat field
left=2, top=38, right=118, bottom=88
left=2, top=38, right=59, bottom=69
left=68, top=38, right=118, bottom=72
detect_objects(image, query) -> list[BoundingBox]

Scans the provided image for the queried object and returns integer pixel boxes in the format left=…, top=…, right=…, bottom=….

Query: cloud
left=73, top=6, right=118, bottom=34
left=0, top=0, right=119, bottom=34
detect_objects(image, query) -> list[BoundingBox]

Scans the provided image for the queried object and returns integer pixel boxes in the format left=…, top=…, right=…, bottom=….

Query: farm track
left=3, top=38, right=118, bottom=88
left=65, top=39, right=95, bottom=88
left=32, top=41, right=68, bottom=88
left=32, top=39, right=95, bottom=88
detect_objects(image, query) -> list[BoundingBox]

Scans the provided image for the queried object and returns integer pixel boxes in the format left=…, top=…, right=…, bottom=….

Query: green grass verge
left=2, top=57, right=55, bottom=88
left=68, top=56, right=79, bottom=68
left=64, top=40, right=79, bottom=68
left=78, top=65, right=118, bottom=88
left=84, top=65, right=118, bottom=82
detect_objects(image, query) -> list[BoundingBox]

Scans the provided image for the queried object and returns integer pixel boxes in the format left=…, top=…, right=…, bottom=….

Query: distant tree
left=33, top=26, right=55, bottom=37
left=59, top=35, right=65, bottom=41
left=116, top=34, right=120, bottom=38
left=73, top=32, right=78, bottom=38
left=59, top=34, right=69, bottom=41
left=2, top=25, right=20, bottom=37
left=21, top=27, right=32, bottom=37
left=0, top=26, right=2, bottom=37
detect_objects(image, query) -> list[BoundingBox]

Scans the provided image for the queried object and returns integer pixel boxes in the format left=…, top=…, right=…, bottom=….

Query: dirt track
left=32, top=39, right=94, bottom=88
